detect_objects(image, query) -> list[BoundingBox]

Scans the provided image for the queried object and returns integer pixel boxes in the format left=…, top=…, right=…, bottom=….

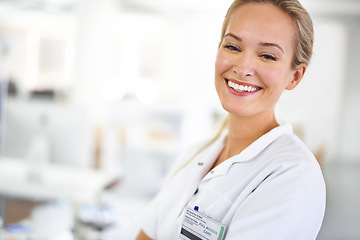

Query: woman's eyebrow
left=225, top=33, right=285, bottom=54
left=225, top=33, right=284, bottom=53
left=224, top=33, right=241, bottom=41
left=260, top=42, right=284, bottom=53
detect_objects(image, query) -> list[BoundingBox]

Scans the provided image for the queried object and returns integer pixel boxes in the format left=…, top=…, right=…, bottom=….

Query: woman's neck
left=214, top=112, right=279, bottom=168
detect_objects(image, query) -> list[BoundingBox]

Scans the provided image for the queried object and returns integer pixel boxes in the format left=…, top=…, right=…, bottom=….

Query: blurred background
left=0, top=0, right=359, bottom=239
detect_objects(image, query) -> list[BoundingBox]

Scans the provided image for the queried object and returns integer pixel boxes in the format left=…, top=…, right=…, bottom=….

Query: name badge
left=179, top=206, right=226, bottom=240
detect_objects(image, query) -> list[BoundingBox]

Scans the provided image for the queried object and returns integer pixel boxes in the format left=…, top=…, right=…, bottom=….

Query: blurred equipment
left=3, top=99, right=93, bottom=167
left=0, top=34, right=16, bottom=156
left=0, top=81, right=7, bottom=156
left=77, top=202, right=118, bottom=239
left=0, top=200, right=74, bottom=240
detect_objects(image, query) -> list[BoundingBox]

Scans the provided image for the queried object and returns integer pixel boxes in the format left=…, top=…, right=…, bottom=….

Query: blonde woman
left=137, top=0, right=326, bottom=239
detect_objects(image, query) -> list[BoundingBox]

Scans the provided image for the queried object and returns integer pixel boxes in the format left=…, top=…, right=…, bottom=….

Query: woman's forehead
left=225, top=3, right=296, bottom=52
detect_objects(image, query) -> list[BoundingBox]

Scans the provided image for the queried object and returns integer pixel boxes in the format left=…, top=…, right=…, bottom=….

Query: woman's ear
left=286, top=63, right=307, bottom=90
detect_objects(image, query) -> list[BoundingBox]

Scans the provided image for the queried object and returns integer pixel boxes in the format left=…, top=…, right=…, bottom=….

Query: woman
left=137, top=0, right=326, bottom=239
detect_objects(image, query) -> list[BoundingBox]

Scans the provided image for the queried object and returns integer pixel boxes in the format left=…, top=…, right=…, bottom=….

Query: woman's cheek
left=215, top=50, right=232, bottom=73
left=260, top=65, right=282, bottom=86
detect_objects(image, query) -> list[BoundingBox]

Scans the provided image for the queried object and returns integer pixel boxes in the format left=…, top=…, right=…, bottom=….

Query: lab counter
left=0, top=157, right=119, bottom=204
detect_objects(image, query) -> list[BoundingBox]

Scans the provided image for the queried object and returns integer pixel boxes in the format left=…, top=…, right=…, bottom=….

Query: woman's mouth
left=226, top=80, right=261, bottom=93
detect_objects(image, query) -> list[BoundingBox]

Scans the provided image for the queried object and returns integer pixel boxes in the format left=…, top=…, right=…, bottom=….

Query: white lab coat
left=142, top=124, right=326, bottom=240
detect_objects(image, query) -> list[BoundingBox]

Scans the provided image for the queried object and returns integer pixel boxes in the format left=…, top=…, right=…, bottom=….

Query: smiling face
left=215, top=2, right=306, bottom=121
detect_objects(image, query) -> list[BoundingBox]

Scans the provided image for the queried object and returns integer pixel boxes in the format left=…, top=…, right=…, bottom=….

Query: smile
left=227, top=80, right=261, bottom=93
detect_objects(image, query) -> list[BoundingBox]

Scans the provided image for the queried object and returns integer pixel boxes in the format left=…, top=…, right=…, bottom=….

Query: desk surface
left=0, top=157, right=119, bottom=203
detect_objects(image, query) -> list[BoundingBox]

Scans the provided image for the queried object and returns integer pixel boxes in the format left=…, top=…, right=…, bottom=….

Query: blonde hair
left=220, top=0, right=314, bottom=68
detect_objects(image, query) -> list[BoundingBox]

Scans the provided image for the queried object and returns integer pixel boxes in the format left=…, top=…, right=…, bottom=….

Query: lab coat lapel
left=201, top=124, right=293, bottom=181
left=237, top=124, right=293, bottom=162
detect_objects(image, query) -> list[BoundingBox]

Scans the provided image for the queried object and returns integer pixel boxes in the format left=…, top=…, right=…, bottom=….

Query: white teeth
left=227, top=80, right=259, bottom=92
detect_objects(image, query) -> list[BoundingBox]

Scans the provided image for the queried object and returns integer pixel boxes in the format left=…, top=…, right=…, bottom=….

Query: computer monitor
left=3, top=99, right=94, bottom=167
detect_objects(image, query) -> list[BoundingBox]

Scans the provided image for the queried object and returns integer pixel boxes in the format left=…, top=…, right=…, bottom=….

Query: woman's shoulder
left=271, top=130, right=317, bottom=163
left=263, top=131, right=324, bottom=183
left=246, top=123, right=320, bottom=171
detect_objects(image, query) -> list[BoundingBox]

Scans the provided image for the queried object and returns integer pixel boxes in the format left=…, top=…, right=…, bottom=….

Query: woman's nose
left=232, top=54, right=255, bottom=77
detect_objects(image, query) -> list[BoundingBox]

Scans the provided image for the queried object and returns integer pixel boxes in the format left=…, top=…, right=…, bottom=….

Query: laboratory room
left=0, top=0, right=359, bottom=239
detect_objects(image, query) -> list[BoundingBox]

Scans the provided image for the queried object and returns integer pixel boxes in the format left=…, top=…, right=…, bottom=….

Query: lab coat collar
left=232, top=123, right=293, bottom=162
left=201, top=123, right=293, bottom=181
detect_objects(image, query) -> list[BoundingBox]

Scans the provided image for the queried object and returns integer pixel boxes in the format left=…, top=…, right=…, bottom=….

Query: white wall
left=276, top=19, right=348, bottom=162
left=338, top=22, right=360, bottom=161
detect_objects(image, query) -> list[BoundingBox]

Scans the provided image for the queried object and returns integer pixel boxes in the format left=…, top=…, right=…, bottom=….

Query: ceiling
left=0, top=0, right=359, bottom=17
left=0, top=0, right=77, bottom=12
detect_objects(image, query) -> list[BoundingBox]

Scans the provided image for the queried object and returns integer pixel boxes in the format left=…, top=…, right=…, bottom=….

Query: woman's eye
left=261, top=54, right=277, bottom=61
left=224, top=44, right=240, bottom=52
